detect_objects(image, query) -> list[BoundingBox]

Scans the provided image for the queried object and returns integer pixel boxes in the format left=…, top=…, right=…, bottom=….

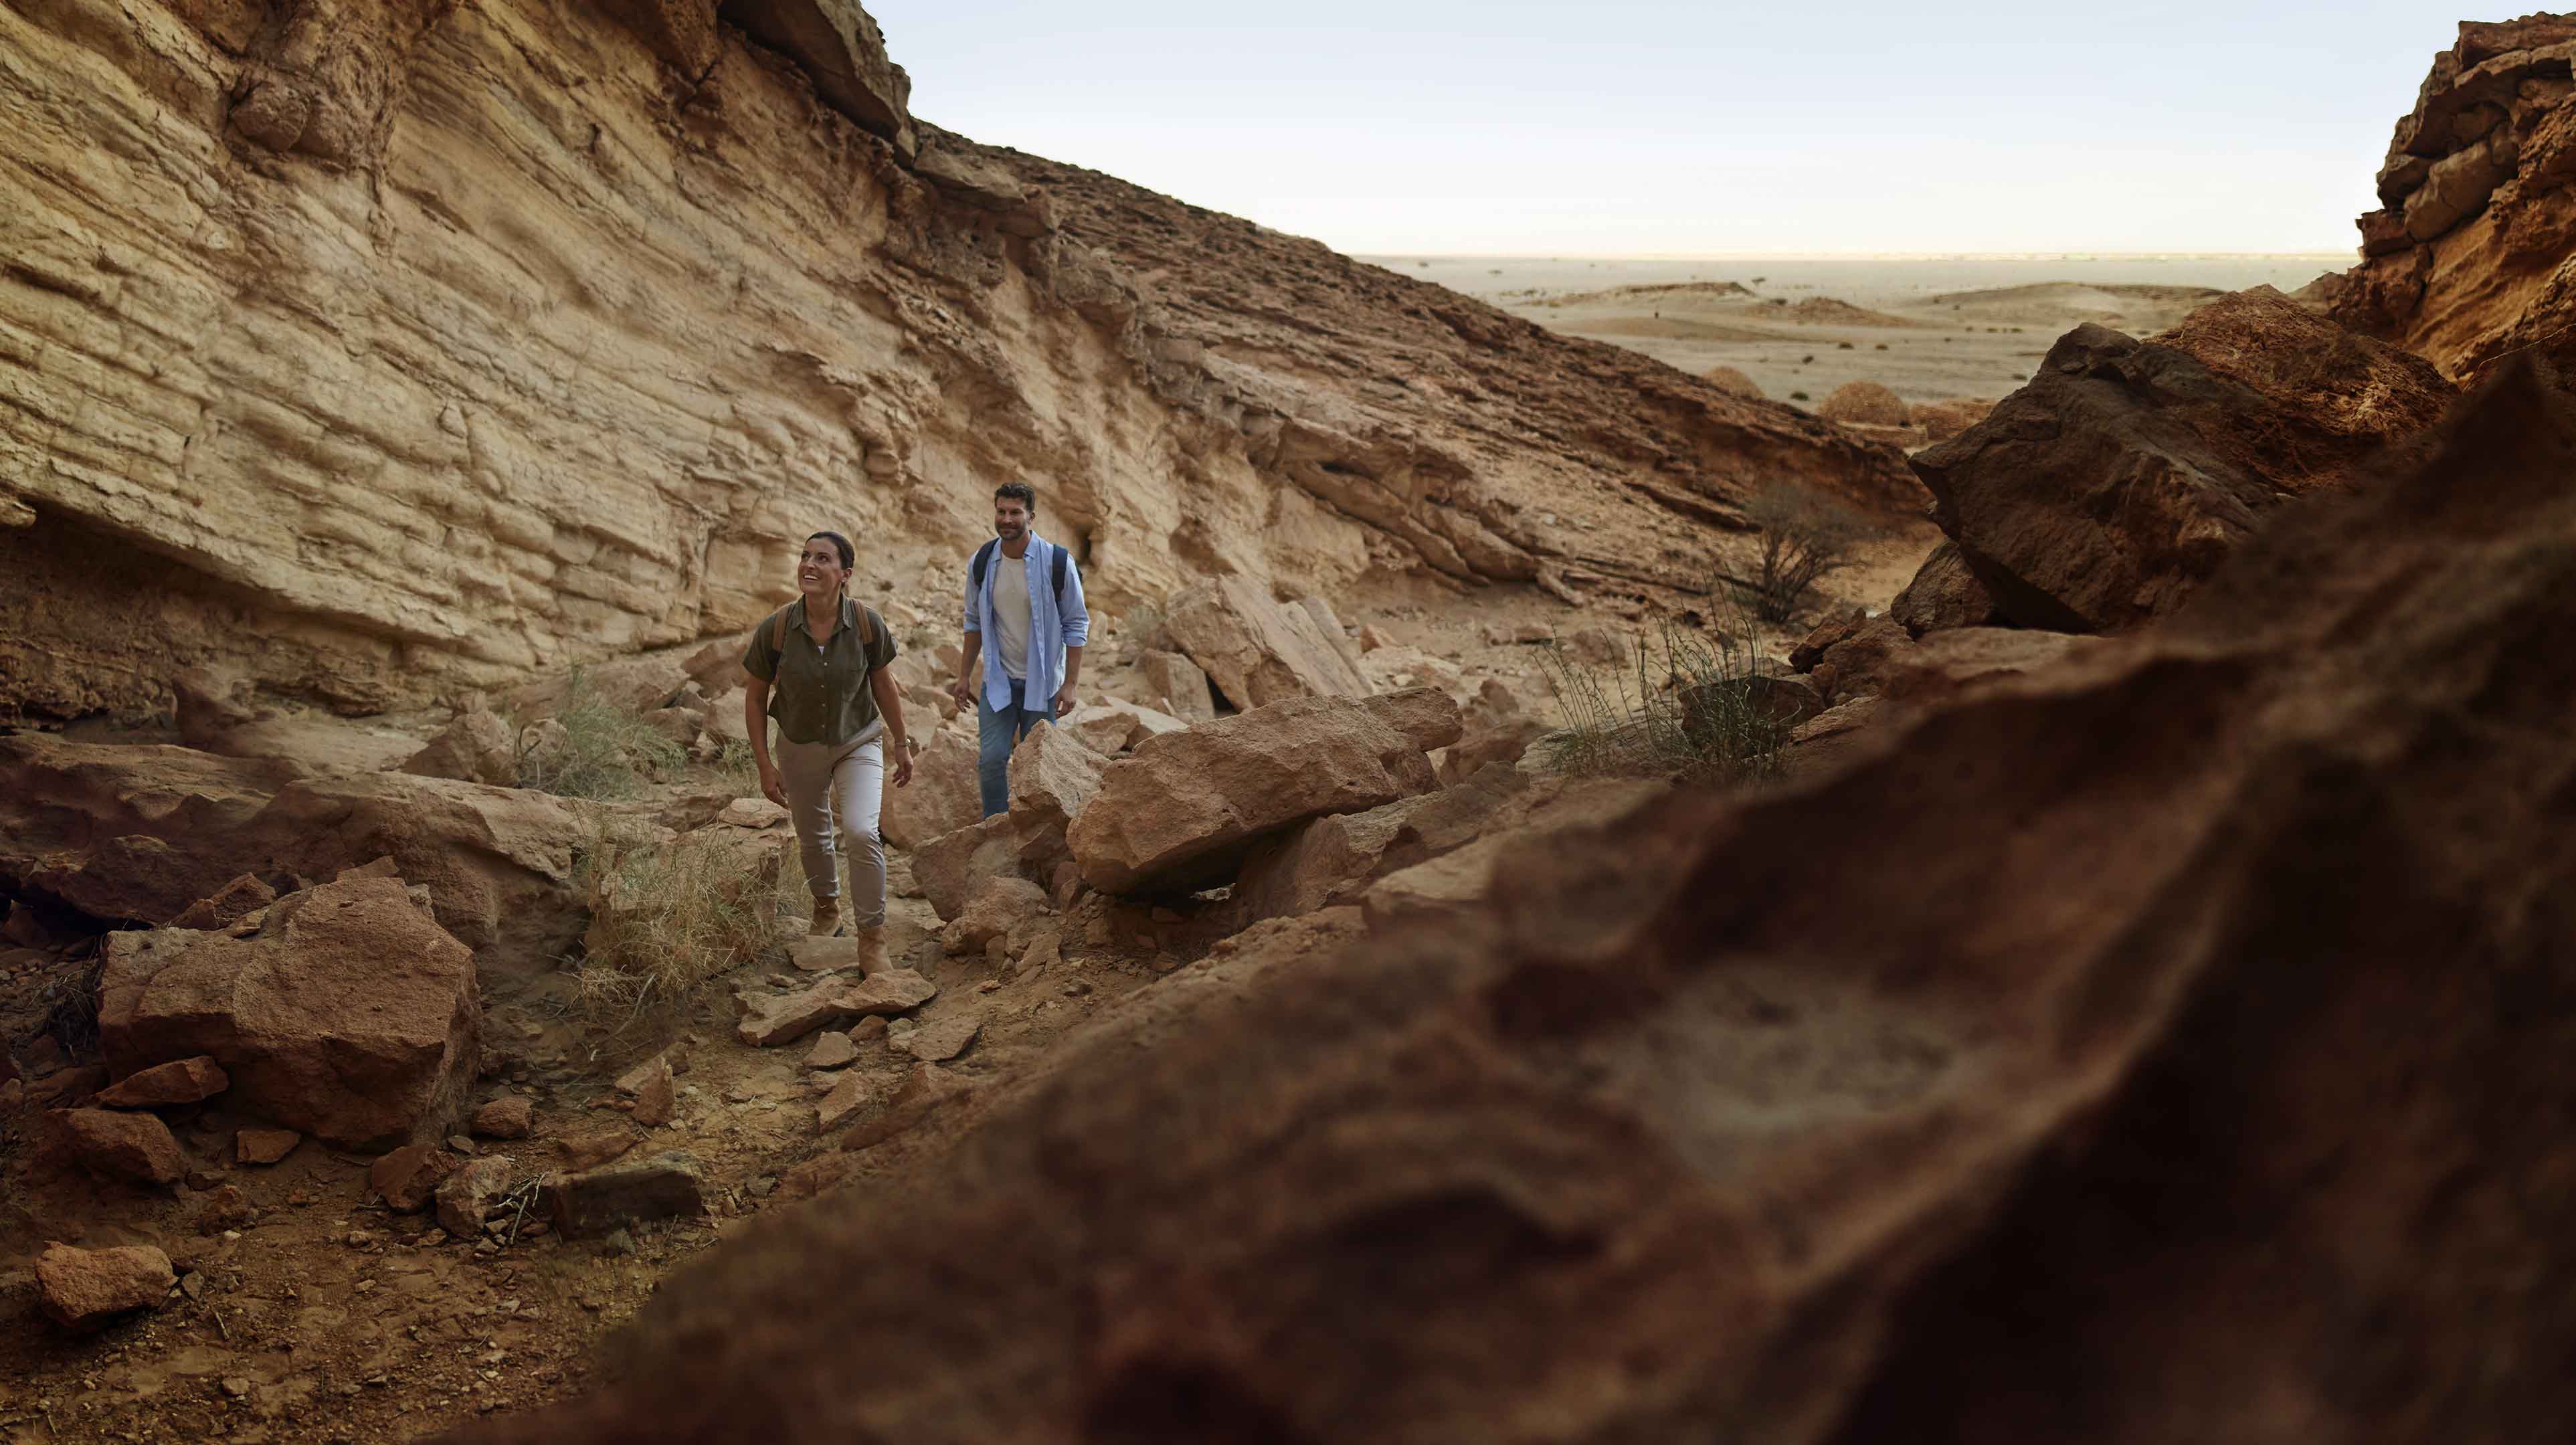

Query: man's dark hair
left=993, top=482, right=1037, bottom=512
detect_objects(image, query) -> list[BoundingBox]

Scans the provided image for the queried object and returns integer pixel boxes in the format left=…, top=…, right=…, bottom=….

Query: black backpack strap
left=1051, top=542, right=1069, bottom=599
left=970, top=537, right=998, bottom=591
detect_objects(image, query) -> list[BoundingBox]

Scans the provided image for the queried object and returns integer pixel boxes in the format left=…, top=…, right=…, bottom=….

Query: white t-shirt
left=993, top=547, right=1034, bottom=680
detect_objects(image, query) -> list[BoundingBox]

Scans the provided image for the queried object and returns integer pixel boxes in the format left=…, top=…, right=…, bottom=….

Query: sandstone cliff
left=0, top=0, right=1913, bottom=722
left=2319, top=15, right=2576, bottom=379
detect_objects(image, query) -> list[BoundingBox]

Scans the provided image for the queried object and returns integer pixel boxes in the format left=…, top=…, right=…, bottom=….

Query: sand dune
left=1923, top=282, right=2227, bottom=330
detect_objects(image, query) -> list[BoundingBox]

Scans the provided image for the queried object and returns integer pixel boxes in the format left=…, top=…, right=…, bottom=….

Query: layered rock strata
left=0, top=0, right=1912, bottom=722
left=2320, top=15, right=2576, bottom=381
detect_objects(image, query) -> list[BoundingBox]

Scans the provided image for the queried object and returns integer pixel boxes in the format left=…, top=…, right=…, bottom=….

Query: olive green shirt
left=741, top=597, right=899, bottom=746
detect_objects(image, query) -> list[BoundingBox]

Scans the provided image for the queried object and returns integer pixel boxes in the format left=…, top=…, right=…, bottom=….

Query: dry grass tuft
left=569, top=828, right=796, bottom=1024
left=1536, top=611, right=1795, bottom=784
left=517, top=668, right=686, bottom=800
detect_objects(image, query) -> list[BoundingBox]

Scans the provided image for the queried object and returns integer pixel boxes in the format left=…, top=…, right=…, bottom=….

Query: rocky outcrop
left=97, top=874, right=480, bottom=1148
left=722, top=1, right=915, bottom=157
left=451, top=361, right=2576, bottom=1445
left=2318, top=17, right=2576, bottom=381
left=1158, top=578, right=1369, bottom=709
left=1068, top=689, right=1463, bottom=894
left=1912, top=288, right=2454, bottom=633
left=1, top=0, right=1912, bottom=725
left=0, top=735, right=620, bottom=971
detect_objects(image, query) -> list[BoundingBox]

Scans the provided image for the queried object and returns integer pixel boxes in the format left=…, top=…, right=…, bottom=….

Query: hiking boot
left=808, top=897, right=842, bottom=937
left=852, top=925, right=887, bottom=976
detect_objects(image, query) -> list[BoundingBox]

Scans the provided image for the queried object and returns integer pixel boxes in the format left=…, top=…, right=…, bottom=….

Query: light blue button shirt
left=963, top=532, right=1089, bottom=712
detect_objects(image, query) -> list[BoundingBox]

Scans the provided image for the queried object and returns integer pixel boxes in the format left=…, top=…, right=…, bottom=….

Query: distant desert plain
left=1368, top=254, right=2352, bottom=411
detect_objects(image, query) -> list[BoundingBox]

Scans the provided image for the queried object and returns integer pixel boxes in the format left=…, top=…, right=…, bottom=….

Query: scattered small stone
left=36, top=1243, right=175, bottom=1330
left=236, top=1129, right=302, bottom=1166
left=978, top=979, right=1001, bottom=993
left=448, top=1135, right=480, bottom=1156
left=547, top=1153, right=707, bottom=1237
left=850, top=1016, right=888, bottom=1043
left=94, top=1056, right=230, bottom=1109
left=222, top=1377, right=252, bottom=1400
left=434, top=1156, right=516, bottom=1238
left=803, top=1031, right=857, bottom=1070
left=470, top=1096, right=533, bottom=1141
left=1063, top=981, right=1092, bottom=997
left=747, top=1176, right=776, bottom=1199
left=195, top=1184, right=256, bottom=1234
left=60, top=1108, right=186, bottom=1187
left=628, top=1056, right=676, bottom=1129
left=600, top=1229, right=635, bottom=1257
left=369, top=1145, right=456, bottom=1212
left=816, top=1074, right=870, bottom=1132
left=893, top=1016, right=982, bottom=1063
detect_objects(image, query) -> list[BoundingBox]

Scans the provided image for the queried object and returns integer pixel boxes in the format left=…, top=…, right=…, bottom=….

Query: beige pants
left=774, top=728, right=885, bottom=929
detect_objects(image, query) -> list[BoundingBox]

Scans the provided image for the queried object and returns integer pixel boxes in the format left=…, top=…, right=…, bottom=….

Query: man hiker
left=949, top=482, right=1089, bottom=817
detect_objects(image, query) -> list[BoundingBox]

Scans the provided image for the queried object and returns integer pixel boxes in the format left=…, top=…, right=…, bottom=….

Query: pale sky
left=864, top=1, right=2466, bottom=256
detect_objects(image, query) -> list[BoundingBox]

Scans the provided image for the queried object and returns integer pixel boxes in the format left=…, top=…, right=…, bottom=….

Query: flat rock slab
left=788, top=937, right=855, bottom=973
left=737, top=969, right=936, bottom=1048
left=94, top=1055, right=229, bottom=1109
left=816, top=1074, right=871, bottom=1132
left=546, top=1152, right=707, bottom=1237
left=236, top=1128, right=302, bottom=1165
left=804, top=1032, right=857, bottom=1070
left=892, top=1016, right=981, bottom=1063
left=37, top=1244, right=173, bottom=1331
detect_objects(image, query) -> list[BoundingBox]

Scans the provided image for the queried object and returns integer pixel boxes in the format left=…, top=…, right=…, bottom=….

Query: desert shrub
left=710, top=738, right=761, bottom=793
left=1790, top=391, right=1810, bottom=401
left=1536, top=611, right=1794, bottom=783
left=568, top=828, right=793, bottom=1023
left=517, top=669, right=685, bottom=800
left=1738, top=482, right=1868, bottom=623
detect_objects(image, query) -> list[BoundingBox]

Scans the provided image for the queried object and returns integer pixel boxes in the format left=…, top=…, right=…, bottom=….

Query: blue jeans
left=977, top=678, right=1055, bottom=817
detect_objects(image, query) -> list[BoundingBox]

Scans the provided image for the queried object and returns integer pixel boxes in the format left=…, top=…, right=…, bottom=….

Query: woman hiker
left=741, top=531, right=911, bottom=973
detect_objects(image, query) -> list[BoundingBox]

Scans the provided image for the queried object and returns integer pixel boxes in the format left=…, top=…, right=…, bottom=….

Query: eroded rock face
left=1159, top=577, right=1371, bottom=710
left=2319, top=17, right=2576, bottom=381
left=0, top=735, right=614, bottom=971
left=1068, top=689, right=1463, bottom=894
left=1912, top=288, right=2454, bottom=633
left=448, top=362, right=2576, bottom=1444
left=1, top=1, right=1909, bottom=724
left=97, top=875, right=480, bottom=1148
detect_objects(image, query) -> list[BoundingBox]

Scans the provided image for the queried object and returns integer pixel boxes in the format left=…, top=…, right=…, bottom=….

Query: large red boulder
left=1912, top=288, right=2454, bottom=634
left=97, top=875, right=480, bottom=1148
left=1067, top=689, right=1462, bottom=894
